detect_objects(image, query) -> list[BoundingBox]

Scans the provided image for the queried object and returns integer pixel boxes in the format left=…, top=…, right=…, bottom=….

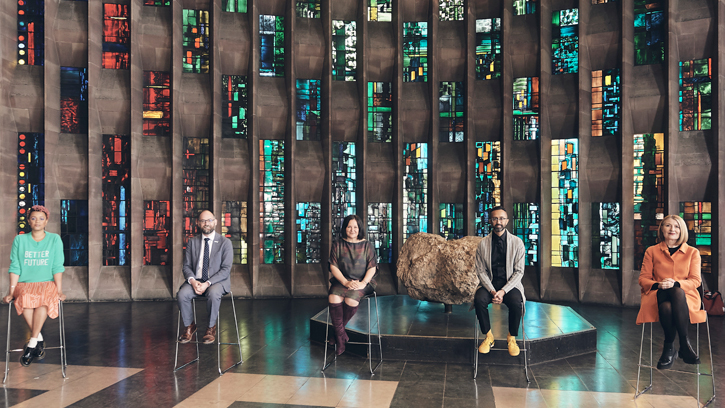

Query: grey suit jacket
left=182, top=233, right=233, bottom=292
left=474, top=231, right=526, bottom=303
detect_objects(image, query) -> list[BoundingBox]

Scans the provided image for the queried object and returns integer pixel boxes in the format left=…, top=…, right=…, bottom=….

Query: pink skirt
left=13, top=282, right=60, bottom=319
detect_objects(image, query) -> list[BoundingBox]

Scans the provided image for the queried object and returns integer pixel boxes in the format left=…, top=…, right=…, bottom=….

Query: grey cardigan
left=474, top=231, right=526, bottom=303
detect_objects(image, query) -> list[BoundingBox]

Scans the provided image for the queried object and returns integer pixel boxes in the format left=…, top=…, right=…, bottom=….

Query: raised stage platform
left=310, top=295, right=597, bottom=365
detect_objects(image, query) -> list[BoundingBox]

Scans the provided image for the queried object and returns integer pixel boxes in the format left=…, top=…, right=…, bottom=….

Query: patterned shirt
left=329, top=239, right=378, bottom=282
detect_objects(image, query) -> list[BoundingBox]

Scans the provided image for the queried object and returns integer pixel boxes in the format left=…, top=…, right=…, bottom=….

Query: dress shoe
left=507, top=334, right=520, bottom=357
left=203, top=326, right=216, bottom=345
left=33, top=341, right=45, bottom=360
left=656, top=342, right=676, bottom=370
left=478, top=330, right=495, bottom=354
left=178, top=322, right=196, bottom=344
left=20, top=346, right=35, bottom=367
left=678, top=338, right=701, bottom=365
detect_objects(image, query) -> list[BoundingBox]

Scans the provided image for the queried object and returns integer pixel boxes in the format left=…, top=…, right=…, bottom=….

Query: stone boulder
left=396, top=233, right=483, bottom=305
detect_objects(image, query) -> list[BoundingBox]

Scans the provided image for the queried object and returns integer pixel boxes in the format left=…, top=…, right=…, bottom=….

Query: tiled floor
left=0, top=298, right=720, bottom=407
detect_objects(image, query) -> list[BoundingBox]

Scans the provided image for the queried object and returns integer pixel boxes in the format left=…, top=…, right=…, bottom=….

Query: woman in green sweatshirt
left=3, top=205, right=65, bottom=366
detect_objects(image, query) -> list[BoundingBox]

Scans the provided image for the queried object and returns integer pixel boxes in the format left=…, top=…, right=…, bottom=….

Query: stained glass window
left=260, top=15, right=285, bottom=78
left=182, top=10, right=210, bottom=73
left=403, top=143, right=428, bottom=241
left=439, top=82, right=464, bottom=142
left=60, top=199, right=89, bottom=266
left=144, top=0, right=170, bottom=6
left=592, top=202, right=620, bottom=269
left=102, top=134, right=130, bottom=266
left=551, top=139, right=578, bottom=267
left=513, top=203, right=539, bottom=266
left=296, top=202, right=321, bottom=263
left=475, top=142, right=502, bottom=236
left=439, top=0, right=464, bottom=21
left=679, top=58, right=712, bottom=131
left=634, top=133, right=664, bottom=269
left=143, top=71, right=171, bottom=136
left=592, top=0, right=616, bottom=3
left=222, top=75, right=248, bottom=138
left=183, top=138, right=210, bottom=247
left=634, top=0, right=664, bottom=65
left=369, top=0, right=392, bottom=22
left=592, top=69, right=621, bottom=137
left=260, top=140, right=285, bottom=264
left=223, top=201, right=248, bottom=264
left=439, top=203, right=464, bottom=240
left=332, top=142, right=356, bottom=240
left=143, top=200, right=170, bottom=265
left=367, top=82, right=393, bottom=142
left=102, top=4, right=130, bottom=70
left=332, top=20, right=357, bottom=81
left=296, top=79, right=321, bottom=141
left=17, top=133, right=44, bottom=234
left=18, top=0, right=44, bottom=65
left=513, top=77, right=539, bottom=140
left=296, top=0, right=320, bottom=18
left=367, top=203, right=393, bottom=263
left=514, top=0, right=536, bottom=15
left=475, top=18, right=502, bottom=80
left=60, top=67, right=88, bottom=134
left=552, top=9, right=578, bottom=75
left=403, top=22, right=428, bottom=83
left=680, top=202, right=711, bottom=273
left=223, top=0, right=246, bottom=12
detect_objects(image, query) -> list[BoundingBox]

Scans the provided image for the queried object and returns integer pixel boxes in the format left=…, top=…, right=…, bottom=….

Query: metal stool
left=473, top=302, right=529, bottom=382
left=635, top=287, right=716, bottom=407
left=322, top=291, right=383, bottom=374
left=4, top=299, right=67, bottom=383
left=173, top=291, right=243, bottom=375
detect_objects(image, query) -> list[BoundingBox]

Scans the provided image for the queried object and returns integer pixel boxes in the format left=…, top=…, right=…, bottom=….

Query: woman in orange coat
left=636, top=214, right=706, bottom=369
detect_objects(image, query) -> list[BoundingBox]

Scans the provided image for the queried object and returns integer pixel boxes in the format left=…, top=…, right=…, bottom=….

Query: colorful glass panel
left=592, top=69, right=621, bottom=137
left=60, top=199, right=89, bottom=266
left=369, top=0, right=392, bottom=22
left=296, top=79, right=321, bottom=141
left=183, top=138, right=210, bottom=247
left=634, top=0, right=664, bottom=65
left=102, top=4, right=130, bottom=69
left=367, top=203, right=393, bottom=263
left=634, top=133, right=665, bottom=269
left=102, top=134, right=130, bottom=266
left=439, top=203, right=464, bottom=240
left=475, top=142, right=502, bottom=236
left=143, top=200, right=170, bottom=265
left=222, top=75, right=248, bottom=138
left=403, top=22, right=428, bottom=83
left=223, top=201, right=248, bottom=264
left=182, top=10, right=210, bottom=73
left=260, top=15, right=285, bottom=77
left=18, top=0, right=44, bottom=65
left=296, top=0, right=320, bottom=18
left=513, top=0, right=536, bottom=15
left=17, top=133, right=44, bottom=234
left=60, top=67, right=88, bottom=134
left=680, top=202, right=711, bottom=273
left=143, top=71, right=171, bottom=136
left=475, top=18, right=502, bottom=80
left=332, top=142, right=356, bottom=241
left=552, top=9, right=579, bottom=75
left=679, top=58, right=712, bottom=131
left=223, top=0, right=246, bottom=12
left=439, top=0, right=464, bottom=21
left=367, top=82, right=393, bottom=142
left=513, top=77, right=539, bottom=140
left=592, top=202, right=620, bottom=269
left=144, top=0, right=170, bottom=6
left=296, top=202, right=321, bottom=263
left=513, top=203, right=539, bottom=266
left=260, top=140, right=285, bottom=264
left=332, top=20, right=357, bottom=81
left=551, top=139, right=579, bottom=267
left=403, top=143, right=428, bottom=241
left=439, top=82, right=464, bottom=142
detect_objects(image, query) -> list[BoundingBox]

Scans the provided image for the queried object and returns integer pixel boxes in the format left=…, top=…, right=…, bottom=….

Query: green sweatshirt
left=8, top=232, right=65, bottom=282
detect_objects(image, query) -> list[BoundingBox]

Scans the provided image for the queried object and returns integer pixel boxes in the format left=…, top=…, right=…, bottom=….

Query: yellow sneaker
left=478, top=331, right=494, bottom=354
left=507, top=334, right=520, bottom=357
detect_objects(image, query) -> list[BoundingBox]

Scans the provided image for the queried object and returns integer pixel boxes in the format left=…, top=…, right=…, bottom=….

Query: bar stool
left=322, top=291, right=383, bottom=374
left=173, top=291, right=243, bottom=375
left=473, top=302, right=529, bottom=382
left=635, top=286, right=716, bottom=407
left=4, top=299, right=67, bottom=383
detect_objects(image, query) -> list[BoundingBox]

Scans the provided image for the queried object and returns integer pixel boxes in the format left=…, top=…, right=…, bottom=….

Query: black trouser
left=474, top=287, right=523, bottom=336
left=657, top=286, right=691, bottom=345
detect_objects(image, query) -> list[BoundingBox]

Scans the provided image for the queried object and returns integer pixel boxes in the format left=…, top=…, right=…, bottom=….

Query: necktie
left=202, top=238, right=210, bottom=282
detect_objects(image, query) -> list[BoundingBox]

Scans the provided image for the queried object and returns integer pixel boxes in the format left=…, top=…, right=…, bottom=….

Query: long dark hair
left=340, top=214, right=365, bottom=240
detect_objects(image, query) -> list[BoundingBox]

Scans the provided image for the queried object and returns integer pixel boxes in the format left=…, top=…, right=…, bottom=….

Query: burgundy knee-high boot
left=329, top=303, right=346, bottom=355
left=342, top=303, right=358, bottom=327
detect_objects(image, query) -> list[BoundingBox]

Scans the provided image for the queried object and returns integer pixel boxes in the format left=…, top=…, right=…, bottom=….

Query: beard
left=493, top=224, right=505, bottom=233
left=201, top=225, right=214, bottom=235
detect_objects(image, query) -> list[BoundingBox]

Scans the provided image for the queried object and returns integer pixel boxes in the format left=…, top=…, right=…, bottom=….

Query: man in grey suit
left=177, top=210, right=233, bottom=345
left=474, top=206, right=526, bottom=357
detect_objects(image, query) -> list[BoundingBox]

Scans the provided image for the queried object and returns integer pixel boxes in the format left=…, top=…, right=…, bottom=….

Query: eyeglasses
left=198, top=218, right=215, bottom=224
left=490, top=217, right=508, bottom=222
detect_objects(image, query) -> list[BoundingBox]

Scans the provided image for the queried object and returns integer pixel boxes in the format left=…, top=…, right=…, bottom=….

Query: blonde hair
left=657, top=214, right=688, bottom=246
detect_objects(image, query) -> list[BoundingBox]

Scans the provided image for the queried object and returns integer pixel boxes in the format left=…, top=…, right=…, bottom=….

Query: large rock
left=396, top=233, right=483, bottom=304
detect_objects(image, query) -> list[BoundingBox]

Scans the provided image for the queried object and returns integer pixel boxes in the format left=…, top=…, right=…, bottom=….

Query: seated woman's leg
left=20, top=306, right=48, bottom=366
left=342, top=284, right=372, bottom=327
left=661, top=287, right=699, bottom=364
left=656, top=290, right=678, bottom=369
left=328, top=287, right=347, bottom=354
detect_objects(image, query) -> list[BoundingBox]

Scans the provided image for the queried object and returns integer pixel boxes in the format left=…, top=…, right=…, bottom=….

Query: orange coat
left=636, top=242, right=707, bottom=325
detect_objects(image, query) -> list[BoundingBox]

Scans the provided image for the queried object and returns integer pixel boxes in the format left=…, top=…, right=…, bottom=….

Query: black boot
left=678, top=337, right=701, bottom=365
left=656, top=342, right=676, bottom=370
left=329, top=303, right=346, bottom=355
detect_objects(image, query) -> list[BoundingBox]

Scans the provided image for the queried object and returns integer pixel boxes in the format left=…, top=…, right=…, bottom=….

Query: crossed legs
left=20, top=306, right=48, bottom=366
left=656, top=287, right=699, bottom=368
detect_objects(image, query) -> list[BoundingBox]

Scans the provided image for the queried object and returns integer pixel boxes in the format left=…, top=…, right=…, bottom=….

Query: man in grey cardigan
left=474, top=206, right=526, bottom=356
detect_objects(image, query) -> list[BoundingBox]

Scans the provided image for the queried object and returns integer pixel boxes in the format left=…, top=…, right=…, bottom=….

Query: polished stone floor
left=0, top=298, right=721, bottom=407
